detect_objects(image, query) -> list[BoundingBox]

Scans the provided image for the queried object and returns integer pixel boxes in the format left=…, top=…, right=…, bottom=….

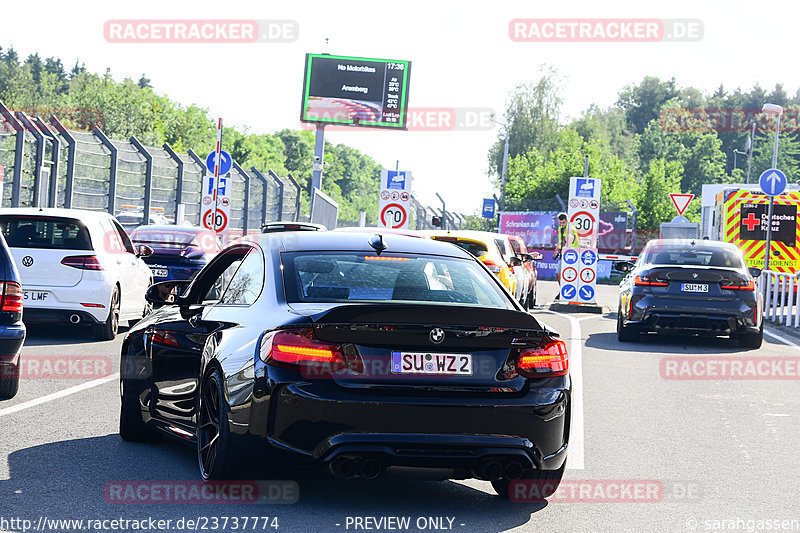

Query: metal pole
left=211, top=118, right=222, bottom=233
left=92, top=127, right=118, bottom=215
left=500, top=129, right=509, bottom=210
left=163, top=143, right=184, bottom=221
left=310, top=124, right=325, bottom=216
left=746, top=122, right=755, bottom=184
left=436, top=192, right=447, bottom=231
left=233, top=161, right=250, bottom=234
left=266, top=169, right=285, bottom=221
left=286, top=173, right=302, bottom=221
left=764, top=114, right=781, bottom=271
left=49, top=116, right=76, bottom=208
left=129, top=136, right=153, bottom=226
left=583, top=155, right=589, bottom=178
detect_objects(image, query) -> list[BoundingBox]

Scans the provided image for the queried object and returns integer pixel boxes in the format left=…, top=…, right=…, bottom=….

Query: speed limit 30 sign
left=570, top=211, right=596, bottom=238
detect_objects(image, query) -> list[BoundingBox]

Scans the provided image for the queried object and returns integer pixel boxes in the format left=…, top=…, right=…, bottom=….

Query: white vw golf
left=0, top=208, right=154, bottom=340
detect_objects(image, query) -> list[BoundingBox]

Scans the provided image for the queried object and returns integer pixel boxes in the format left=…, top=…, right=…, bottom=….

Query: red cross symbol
left=742, top=212, right=760, bottom=231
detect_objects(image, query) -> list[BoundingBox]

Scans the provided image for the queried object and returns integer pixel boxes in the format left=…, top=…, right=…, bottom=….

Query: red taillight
left=260, top=328, right=346, bottom=374
left=481, top=259, right=503, bottom=274
left=151, top=330, right=179, bottom=346
left=0, top=282, right=23, bottom=313
left=634, top=275, right=668, bottom=287
left=517, top=337, right=569, bottom=378
left=721, top=279, right=755, bottom=291
left=61, top=255, right=103, bottom=270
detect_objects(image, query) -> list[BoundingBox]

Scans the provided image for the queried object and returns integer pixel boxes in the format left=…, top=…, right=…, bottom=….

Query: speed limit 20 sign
left=379, top=169, right=412, bottom=230
left=380, top=203, right=407, bottom=229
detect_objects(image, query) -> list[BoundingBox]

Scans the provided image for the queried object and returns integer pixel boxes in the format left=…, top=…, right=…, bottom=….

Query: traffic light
left=431, top=216, right=442, bottom=227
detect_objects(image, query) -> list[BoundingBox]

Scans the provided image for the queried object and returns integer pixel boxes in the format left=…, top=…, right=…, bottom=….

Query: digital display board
left=300, top=54, right=411, bottom=129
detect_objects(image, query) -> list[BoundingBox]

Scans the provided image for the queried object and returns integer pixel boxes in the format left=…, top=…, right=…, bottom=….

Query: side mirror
left=508, top=256, right=522, bottom=268
left=145, top=280, right=190, bottom=307
left=137, top=244, right=154, bottom=257
left=520, top=253, right=534, bottom=262
left=530, top=252, right=543, bottom=261
left=613, top=261, right=633, bottom=273
left=748, top=267, right=762, bottom=278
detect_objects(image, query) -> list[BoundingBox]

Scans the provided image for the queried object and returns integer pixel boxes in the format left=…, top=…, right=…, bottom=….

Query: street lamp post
left=733, top=149, right=747, bottom=171
left=745, top=123, right=755, bottom=184
left=762, top=103, right=784, bottom=271
left=489, top=114, right=509, bottom=210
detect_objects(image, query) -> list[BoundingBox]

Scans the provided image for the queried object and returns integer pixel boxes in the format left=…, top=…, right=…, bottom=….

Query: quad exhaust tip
left=329, top=456, right=384, bottom=480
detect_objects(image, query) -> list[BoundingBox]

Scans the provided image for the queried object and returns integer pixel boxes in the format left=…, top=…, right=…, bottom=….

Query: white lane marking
left=543, top=310, right=585, bottom=470
left=764, top=328, right=800, bottom=351
left=0, top=373, right=119, bottom=418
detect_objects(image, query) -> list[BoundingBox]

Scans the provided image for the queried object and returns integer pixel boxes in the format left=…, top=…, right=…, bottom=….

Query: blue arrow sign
left=563, top=249, right=578, bottom=265
left=206, top=150, right=232, bottom=176
left=581, top=250, right=597, bottom=266
left=561, top=284, right=576, bottom=300
left=759, top=168, right=787, bottom=197
left=482, top=198, right=496, bottom=219
left=579, top=285, right=595, bottom=301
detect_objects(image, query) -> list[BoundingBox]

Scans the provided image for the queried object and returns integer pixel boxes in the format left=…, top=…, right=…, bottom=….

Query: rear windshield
left=283, top=252, right=514, bottom=309
left=644, top=246, right=744, bottom=268
left=432, top=237, right=488, bottom=258
left=0, top=216, right=92, bottom=250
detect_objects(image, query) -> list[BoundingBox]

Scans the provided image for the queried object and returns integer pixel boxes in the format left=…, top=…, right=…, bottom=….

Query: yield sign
left=669, top=193, right=695, bottom=216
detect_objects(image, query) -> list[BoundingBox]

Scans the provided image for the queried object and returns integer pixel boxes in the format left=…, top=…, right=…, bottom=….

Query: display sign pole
left=310, top=124, right=325, bottom=216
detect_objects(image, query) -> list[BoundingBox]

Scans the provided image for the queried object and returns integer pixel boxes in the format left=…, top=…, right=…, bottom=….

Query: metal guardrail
left=760, top=270, right=800, bottom=328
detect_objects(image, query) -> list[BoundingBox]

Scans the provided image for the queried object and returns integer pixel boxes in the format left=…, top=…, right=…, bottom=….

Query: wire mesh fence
left=0, top=99, right=303, bottom=234
left=0, top=99, right=466, bottom=233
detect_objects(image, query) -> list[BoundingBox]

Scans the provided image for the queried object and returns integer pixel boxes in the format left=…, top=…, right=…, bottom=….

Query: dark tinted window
left=220, top=249, right=264, bottom=305
left=0, top=216, right=92, bottom=250
left=645, top=246, right=744, bottom=268
left=284, top=252, right=513, bottom=309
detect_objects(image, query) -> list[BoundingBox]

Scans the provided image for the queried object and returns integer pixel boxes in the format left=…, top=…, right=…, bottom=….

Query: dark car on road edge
left=616, top=239, right=763, bottom=348
left=120, top=231, right=571, bottom=498
left=0, top=232, right=25, bottom=399
left=130, top=225, right=220, bottom=282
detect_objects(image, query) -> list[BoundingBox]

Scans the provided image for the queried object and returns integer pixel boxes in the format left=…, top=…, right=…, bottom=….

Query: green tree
left=488, top=66, right=563, bottom=178
left=633, top=158, right=683, bottom=230
left=616, top=76, right=679, bottom=135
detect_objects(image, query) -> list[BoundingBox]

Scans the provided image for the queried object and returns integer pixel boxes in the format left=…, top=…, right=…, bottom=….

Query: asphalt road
left=1, top=281, right=799, bottom=533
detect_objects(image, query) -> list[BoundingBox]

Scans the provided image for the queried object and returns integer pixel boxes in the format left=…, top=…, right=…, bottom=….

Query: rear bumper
left=628, top=294, right=759, bottom=335
left=21, top=279, right=111, bottom=323
left=235, top=379, right=570, bottom=474
left=0, top=324, right=26, bottom=364
left=22, top=308, right=103, bottom=325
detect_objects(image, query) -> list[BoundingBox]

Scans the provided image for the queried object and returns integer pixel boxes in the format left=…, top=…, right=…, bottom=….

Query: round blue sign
left=581, top=250, right=597, bottom=266
left=561, top=284, right=577, bottom=300
left=759, top=168, right=787, bottom=197
left=206, top=150, right=232, bottom=176
left=578, top=285, right=595, bottom=301
left=563, top=250, right=578, bottom=265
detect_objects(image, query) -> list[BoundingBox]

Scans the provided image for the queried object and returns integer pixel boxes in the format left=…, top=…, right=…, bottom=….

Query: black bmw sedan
left=120, top=231, right=570, bottom=498
left=616, top=239, right=763, bottom=348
